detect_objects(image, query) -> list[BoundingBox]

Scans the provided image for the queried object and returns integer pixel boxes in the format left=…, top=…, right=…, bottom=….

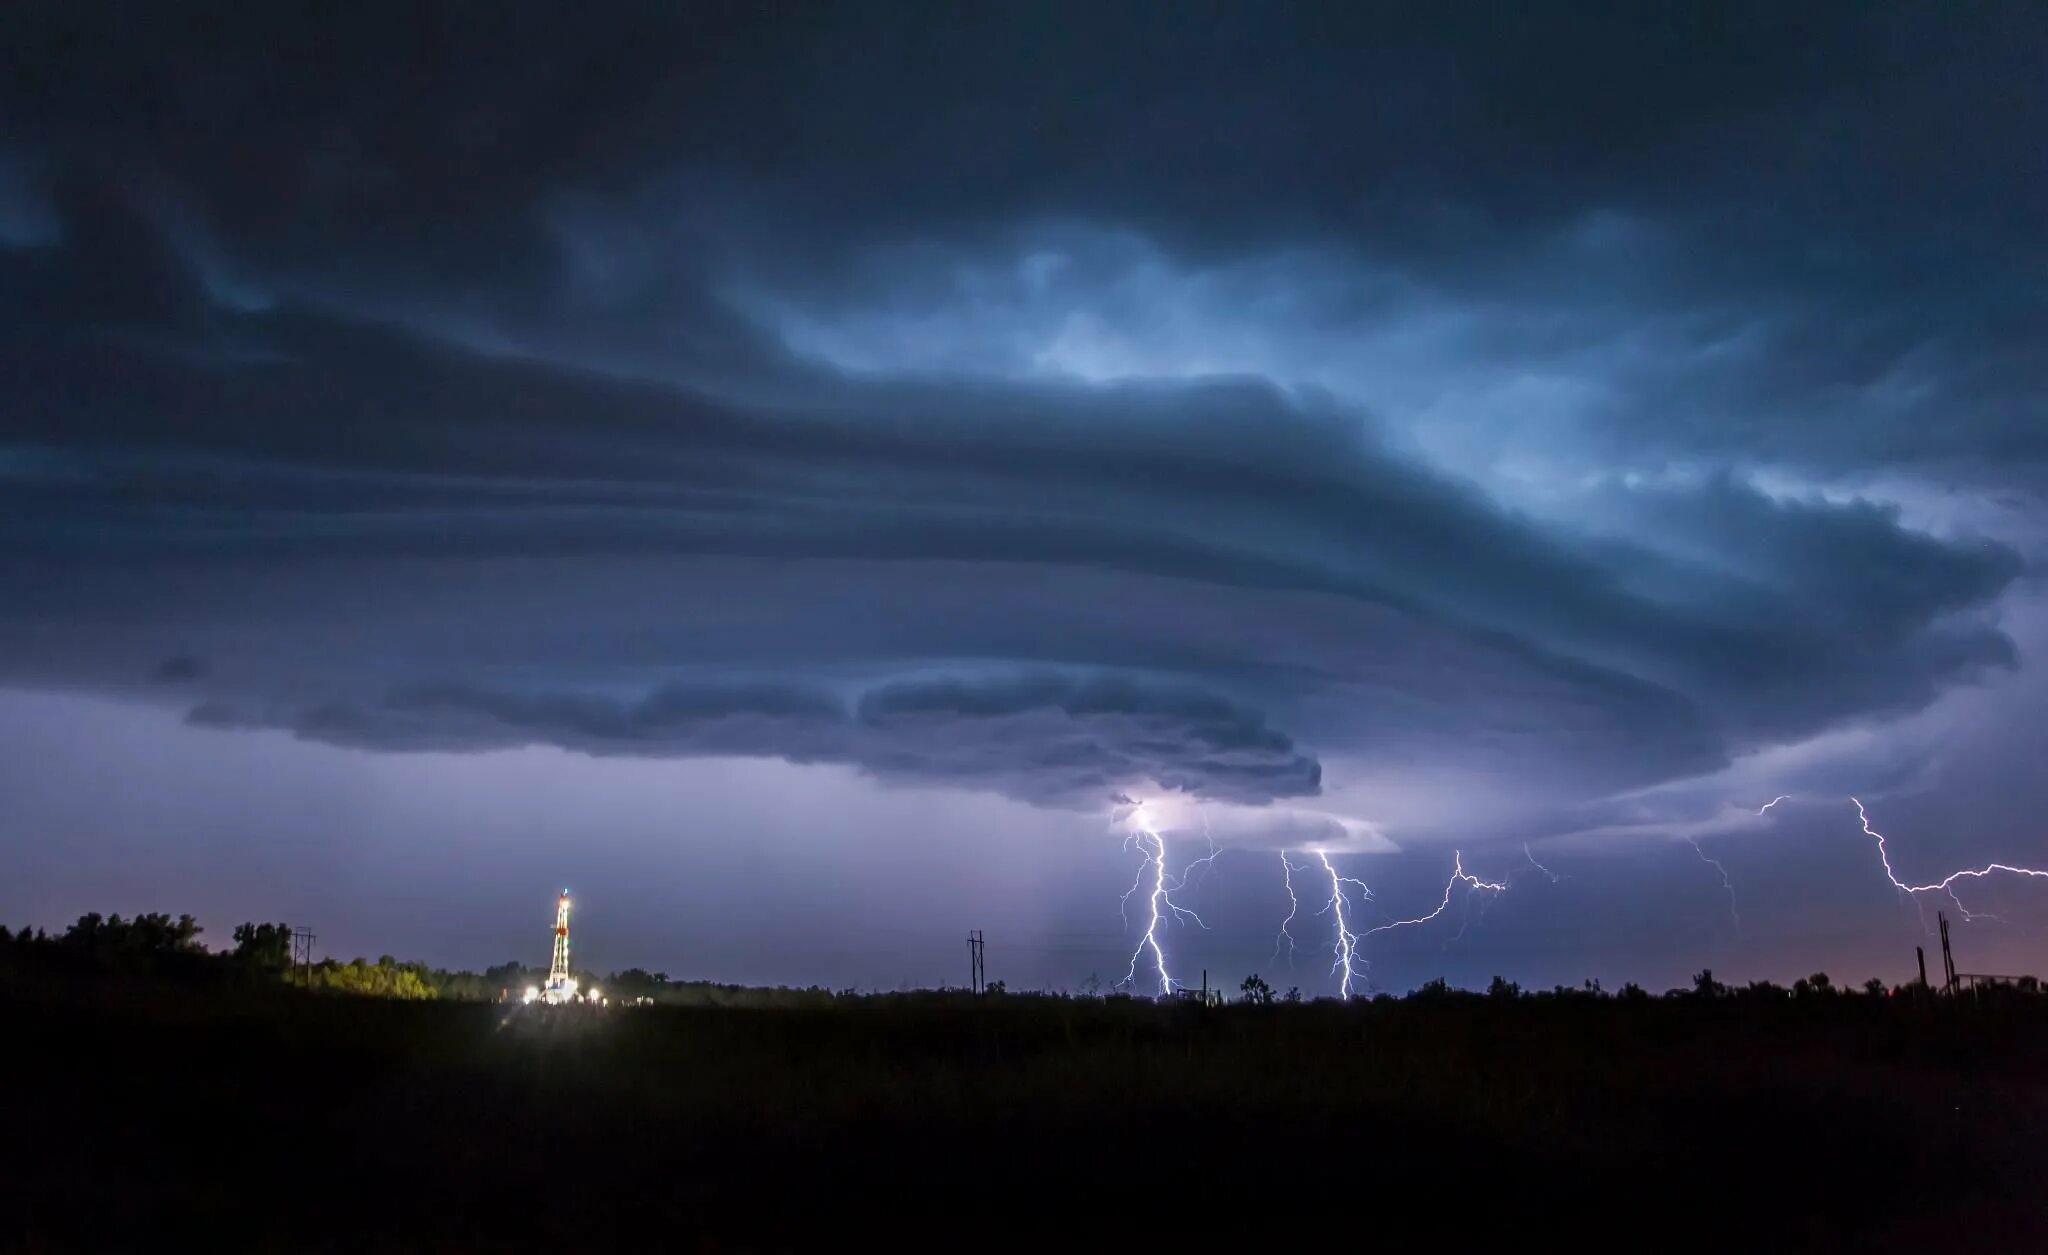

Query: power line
left=290, top=926, right=315, bottom=989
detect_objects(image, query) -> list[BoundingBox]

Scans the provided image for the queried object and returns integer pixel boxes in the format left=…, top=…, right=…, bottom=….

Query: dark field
left=12, top=977, right=2048, bottom=1252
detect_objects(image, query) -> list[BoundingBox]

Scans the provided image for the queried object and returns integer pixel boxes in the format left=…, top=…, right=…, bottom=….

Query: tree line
left=0, top=912, right=841, bottom=1006
left=1235, top=965, right=2044, bottom=1005
left=15, top=910, right=2040, bottom=1007
left=0, top=912, right=595, bottom=1000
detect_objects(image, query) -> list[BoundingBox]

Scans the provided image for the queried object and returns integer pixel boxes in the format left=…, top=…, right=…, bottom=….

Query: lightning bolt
left=1685, top=836, right=1740, bottom=933
left=1179, top=809, right=1223, bottom=892
left=1758, top=795, right=1791, bottom=816
left=1116, top=812, right=1206, bottom=996
left=1118, top=826, right=1174, bottom=994
left=1852, top=796, right=2047, bottom=926
left=1364, top=851, right=1507, bottom=937
left=1521, top=842, right=1563, bottom=883
left=1272, top=852, right=1301, bottom=967
left=1313, top=850, right=1371, bottom=998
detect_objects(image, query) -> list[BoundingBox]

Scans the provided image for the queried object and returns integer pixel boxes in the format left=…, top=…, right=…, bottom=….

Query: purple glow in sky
left=4, top=5, right=2047, bottom=993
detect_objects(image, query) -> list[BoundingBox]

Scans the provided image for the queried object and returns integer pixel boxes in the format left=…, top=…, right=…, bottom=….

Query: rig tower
left=542, top=889, right=578, bottom=1004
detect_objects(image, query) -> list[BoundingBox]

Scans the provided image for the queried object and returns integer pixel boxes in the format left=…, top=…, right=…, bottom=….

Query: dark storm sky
left=4, top=2, right=2046, bottom=993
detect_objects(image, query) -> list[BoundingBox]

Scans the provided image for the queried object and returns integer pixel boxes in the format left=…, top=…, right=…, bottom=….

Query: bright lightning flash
left=1758, top=795, right=1791, bottom=816
left=1852, top=796, right=2048, bottom=925
left=1272, top=852, right=1301, bottom=967
left=1313, top=851, right=1371, bottom=998
left=1117, top=813, right=1206, bottom=996
left=1364, top=851, right=1507, bottom=937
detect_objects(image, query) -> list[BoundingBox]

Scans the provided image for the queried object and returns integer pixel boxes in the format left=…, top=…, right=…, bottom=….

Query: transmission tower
left=290, top=926, right=315, bottom=989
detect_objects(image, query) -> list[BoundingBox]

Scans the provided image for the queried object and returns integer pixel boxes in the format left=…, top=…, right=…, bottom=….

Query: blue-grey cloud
left=152, top=655, right=205, bottom=683
left=0, top=0, right=2041, bottom=852
left=187, top=672, right=1323, bottom=809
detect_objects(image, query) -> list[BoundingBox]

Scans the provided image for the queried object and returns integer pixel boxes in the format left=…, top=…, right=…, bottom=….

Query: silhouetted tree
left=60, top=911, right=203, bottom=964
left=1487, top=975, right=1520, bottom=1000
left=1692, top=968, right=1724, bottom=999
left=423, top=968, right=497, bottom=1001
left=1862, top=978, right=1887, bottom=997
left=1240, top=973, right=1275, bottom=1005
left=232, top=922, right=292, bottom=971
left=603, top=968, right=672, bottom=1000
left=482, top=960, right=544, bottom=998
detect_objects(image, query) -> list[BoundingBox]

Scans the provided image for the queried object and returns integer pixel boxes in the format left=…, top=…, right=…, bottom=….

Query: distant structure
left=1172, top=969, right=1222, bottom=1007
left=524, top=890, right=581, bottom=1005
left=549, top=891, right=573, bottom=988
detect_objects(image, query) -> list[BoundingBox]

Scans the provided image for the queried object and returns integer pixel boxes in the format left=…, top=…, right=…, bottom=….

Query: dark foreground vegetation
left=0, top=911, right=848, bottom=1005
left=9, top=927, right=2048, bottom=1250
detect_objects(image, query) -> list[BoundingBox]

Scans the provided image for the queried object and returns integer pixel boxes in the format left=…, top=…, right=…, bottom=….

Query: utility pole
left=1916, top=945, right=1929, bottom=992
left=1937, top=912, right=1958, bottom=995
left=290, top=926, right=316, bottom=989
left=968, top=930, right=985, bottom=994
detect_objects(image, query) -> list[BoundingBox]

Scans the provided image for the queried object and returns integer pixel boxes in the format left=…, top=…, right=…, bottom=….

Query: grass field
left=12, top=974, right=2048, bottom=1251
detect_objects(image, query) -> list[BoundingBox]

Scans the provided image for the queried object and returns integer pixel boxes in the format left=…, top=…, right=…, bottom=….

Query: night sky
left=4, top=3, right=2046, bottom=994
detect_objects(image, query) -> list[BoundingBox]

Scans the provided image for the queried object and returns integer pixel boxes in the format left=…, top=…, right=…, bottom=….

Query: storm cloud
left=0, top=235, right=2020, bottom=813
left=188, top=672, right=1324, bottom=808
left=2, top=2, right=2046, bottom=987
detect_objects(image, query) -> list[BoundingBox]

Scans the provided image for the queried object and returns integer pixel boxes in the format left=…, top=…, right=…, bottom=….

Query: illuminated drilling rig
left=538, top=889, right=579, bottom=1005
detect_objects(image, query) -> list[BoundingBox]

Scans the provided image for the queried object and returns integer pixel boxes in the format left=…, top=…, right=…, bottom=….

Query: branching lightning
left=1116, top=810, right=1206, bottom=996
left=1096, top=794, right=2048, bottom=1004
left=1685, top=836, right=1740, bottom=934
left=1179, top=810, right=1223, bottom=893
left=1272, top=852, right=1301, bottom=967
left=1521, top=842, right=1563, bottom=883
left=1120, top=827, right=1174, bottom=993
left=1852, top=796, right=2048, bottom=926
left=1364, top=851, right=1507, bottom=937
left=1313, top=850, right=1371, bottom=997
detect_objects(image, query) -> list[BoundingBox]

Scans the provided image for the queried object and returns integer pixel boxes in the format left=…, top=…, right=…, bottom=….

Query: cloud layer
left=2, top=3, right=2043, bottom=850
left=189, top=673, right=1323, bottom=809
